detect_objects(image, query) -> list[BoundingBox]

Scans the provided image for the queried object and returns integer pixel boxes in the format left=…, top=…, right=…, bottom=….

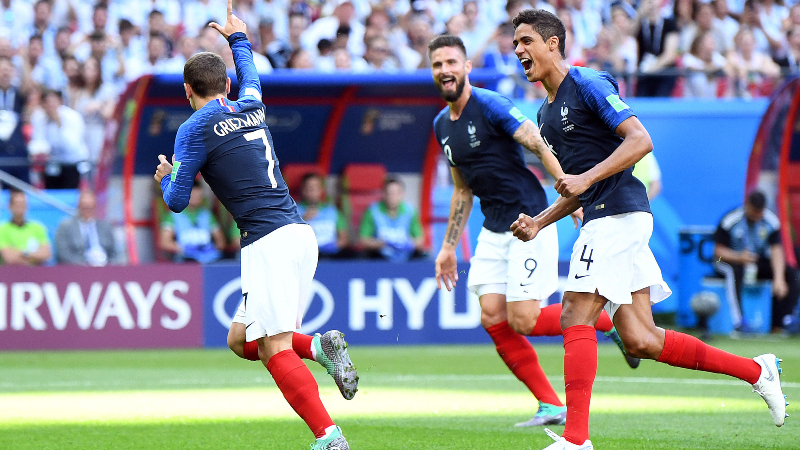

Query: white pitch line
left=0, top=374, right=797, bottom=391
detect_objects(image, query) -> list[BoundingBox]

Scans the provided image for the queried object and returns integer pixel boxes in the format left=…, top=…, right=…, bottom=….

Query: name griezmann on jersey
left=213, top=108, right=266, bottom=136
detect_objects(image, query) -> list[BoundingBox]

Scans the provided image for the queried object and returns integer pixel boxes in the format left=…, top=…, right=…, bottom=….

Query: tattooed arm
left=512, top=119, right=564, bottom=180
left=435, top=167, right=473, bottom=291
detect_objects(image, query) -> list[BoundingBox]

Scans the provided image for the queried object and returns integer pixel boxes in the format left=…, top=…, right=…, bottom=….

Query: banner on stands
left=0, top=264, right=203, bottom=350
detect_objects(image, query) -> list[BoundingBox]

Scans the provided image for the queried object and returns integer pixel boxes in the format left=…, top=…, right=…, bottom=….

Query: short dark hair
left=512, top=9, right=566, bottom=59
left=118, top=19, right=134, bottom=32
left=385, top=176, right=403, bottom=190
left=301, top=172, right=323, bottom=185
left=427, top=34, right=467, bottom=59
left=94, top=2, right=108, bottom=12
left=42, top=88, right=63, bottom=101
left=747, top=191, right=767, bottom=210
left=184, top=52, right=227, bottom=98
left=88, top=31, right=105, bottom=42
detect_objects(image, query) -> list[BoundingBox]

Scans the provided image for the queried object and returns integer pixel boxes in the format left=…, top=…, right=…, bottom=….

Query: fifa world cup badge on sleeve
left=170, top=161, right=182, bottom=182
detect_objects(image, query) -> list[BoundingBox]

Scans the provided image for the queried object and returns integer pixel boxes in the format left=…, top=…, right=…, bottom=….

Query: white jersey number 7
left=243, top=128, right=278, bottom=188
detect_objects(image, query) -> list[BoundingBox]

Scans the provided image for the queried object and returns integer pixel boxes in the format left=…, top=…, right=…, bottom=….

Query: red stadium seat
left=339, top=163, right=387, bottom=244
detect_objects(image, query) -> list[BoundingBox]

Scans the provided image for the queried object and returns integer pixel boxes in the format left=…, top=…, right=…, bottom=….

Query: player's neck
left=447, top=83, right=472, bottom=120
left=542, top=61, right=570, bottom=103
left=192, top=93, right=227, bottom=111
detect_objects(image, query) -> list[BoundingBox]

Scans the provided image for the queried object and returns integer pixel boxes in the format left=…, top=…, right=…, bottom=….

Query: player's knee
left=508, top=311, right=539, bottom=335
left=621, top=333, right=661, bottom=359
left=481, top=309, right=505, bottom=329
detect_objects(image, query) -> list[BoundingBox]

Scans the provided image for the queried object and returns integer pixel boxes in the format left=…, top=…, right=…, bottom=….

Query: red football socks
left=267, top=349, right=334, bottom=438
left=486, top=321, right=563, bottom=406
left=292, top=333, right=315, bottom=360
left=242, top=333, right=315, bottom=362
left=657, top=329, right=761, bottom=384
left=562, top=325, right=597, bottom=445
left=527, top=304, right=614, bottom=336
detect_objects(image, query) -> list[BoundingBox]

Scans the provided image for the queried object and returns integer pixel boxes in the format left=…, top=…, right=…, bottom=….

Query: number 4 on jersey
left=243, top=128, right=277, bottom=188
left=580, top=245, right=594, bottom=270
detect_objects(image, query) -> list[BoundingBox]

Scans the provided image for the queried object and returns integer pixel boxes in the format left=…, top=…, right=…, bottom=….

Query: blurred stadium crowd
left=0, top=0, right=799, bottom=266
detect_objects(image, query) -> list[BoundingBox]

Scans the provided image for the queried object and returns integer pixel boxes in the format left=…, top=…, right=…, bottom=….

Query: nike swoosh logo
left=762, top=357, right=775, bottom=381
left=245, top=321, right=255, bottom=329
left=574, top=274, right=589, bottom=279
left=441, top=136, right=449, bottom=145
left=520, top=282, right=534, bottom=287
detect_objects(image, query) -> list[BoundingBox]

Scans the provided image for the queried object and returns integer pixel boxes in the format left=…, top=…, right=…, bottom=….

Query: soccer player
left=154, top=3, right=356, bottom=449
left=429, top=34, right=638, bottom=428
left=509, top=10, right=786, bottom=449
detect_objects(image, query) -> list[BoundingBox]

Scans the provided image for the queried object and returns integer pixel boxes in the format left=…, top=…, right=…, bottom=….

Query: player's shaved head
left=184, top=52, right=227, bottom=98
left=512, top=9, right=566, bottom=59
left=427, top=34, right=467, bottom=59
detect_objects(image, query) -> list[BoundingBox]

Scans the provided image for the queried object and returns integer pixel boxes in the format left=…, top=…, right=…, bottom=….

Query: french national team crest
left=561, top=104, right=574, bottom=133
left=467, top=122, right=481, bottom=148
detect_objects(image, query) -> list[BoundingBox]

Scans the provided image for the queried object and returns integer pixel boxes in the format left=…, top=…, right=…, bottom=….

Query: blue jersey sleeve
left=228, top=32, right=262, bottom=102
left=573, top=68, right=634, bottom=132
left=473, top=88, right=528, bottom=138
left=160, top=121, right=208, bottom=212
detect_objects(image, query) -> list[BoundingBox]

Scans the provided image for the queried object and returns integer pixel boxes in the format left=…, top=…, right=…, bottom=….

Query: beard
left=436, top=74, right=466, bottom=102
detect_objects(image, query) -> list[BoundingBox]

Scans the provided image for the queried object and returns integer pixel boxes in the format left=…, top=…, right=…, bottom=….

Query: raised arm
left=511, top=195, right=581, bottom=242
left=209, top=0, right=262, bottom=101
left=513, top=119, right=564, bottom=180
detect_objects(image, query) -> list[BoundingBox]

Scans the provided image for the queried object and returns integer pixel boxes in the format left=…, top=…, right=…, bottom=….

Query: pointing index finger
left=227, top=0, right=233, bottom=18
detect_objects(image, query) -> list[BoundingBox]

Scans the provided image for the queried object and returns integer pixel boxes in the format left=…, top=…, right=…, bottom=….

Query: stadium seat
left=281, top=163, right=325, bottom=200
left=339, top=163, right=387, bottom=245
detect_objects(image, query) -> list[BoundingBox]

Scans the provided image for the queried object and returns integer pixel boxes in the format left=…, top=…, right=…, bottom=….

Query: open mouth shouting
left=519, top=57, right=533, bottom=73
left=440, top=75, right=457, bottom=90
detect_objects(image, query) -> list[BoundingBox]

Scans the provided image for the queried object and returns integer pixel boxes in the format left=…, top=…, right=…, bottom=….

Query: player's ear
left=226, top=77, right=231, bottom=95
left=465, top=59, right=472, bottom=73
left=184, top=83, right=192, bottom=100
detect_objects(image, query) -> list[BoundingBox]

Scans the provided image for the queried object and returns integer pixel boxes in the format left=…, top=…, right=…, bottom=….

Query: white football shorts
left=233, top=223, right=318, bottom=341
left=467, top=224, right=558, bottom=302
left=564, top=211, right=671, bottom=318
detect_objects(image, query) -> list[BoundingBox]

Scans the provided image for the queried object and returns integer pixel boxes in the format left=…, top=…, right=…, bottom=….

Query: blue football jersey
left=537, top=66, right=650, bottom=224
left=160, top=32, right=302, bottom=247
left=433, top=87, right=549, bottom=233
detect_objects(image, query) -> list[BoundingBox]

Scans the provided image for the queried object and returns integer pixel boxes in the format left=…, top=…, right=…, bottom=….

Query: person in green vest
left=359, top=177, right=426, bottom=262
left=160, top=179, right=226, bottom=263
left=297, top=172, right=350, bottom=258
left=632, top=151, right=662, bottom=200
left=0, top=190, right=52, bottom=266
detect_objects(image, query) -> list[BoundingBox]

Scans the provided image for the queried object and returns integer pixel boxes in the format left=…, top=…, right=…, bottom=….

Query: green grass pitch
left=0, top=337, right=798, bottom=449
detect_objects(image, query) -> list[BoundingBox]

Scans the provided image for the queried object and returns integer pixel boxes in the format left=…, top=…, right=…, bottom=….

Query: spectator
left=755, top=0, right=789, bottom=50
left=726, top=27, right=781, bottom=97
left=399, top=13, right=436, bottom=70
left=82, top=31, right=126, bottom=91
left=740, top=0, right=777, bottom=52
left=20, top=34, right=64, bottom=92
left=359, top=177, right=426, bottom=262
left=55, top=189, right=118, bottom=266
left=126, top=33, right=169, bottom=81
left=787, top=4, right=800, bottom=30
left=74, top=57, right=117, bottom=166
left=297, top=172, right=349, bottom=259
left=29, top=89, right=89, bottom=189
left=118, top=19, right=146, bottom=66
left=287, top=47, right=315, bottom=69
left=680, top=1, right=727, bottom=55
left=481, top=22, right=528, bottom=99
left=714, top=191, right=800, bottom=333
left=26, top=0, right=57, bottom=58
left=774, top=25, right=800, bottom=73
left=566, top=0, right=603, bottom=51
left=712, top=0, right=740, bottom=54
left=607, top=5, right=639, bottom=76
left=682, top=31, right=729, bottom=98
left=459, top=0, right=494, bottom=58
left=0, top=190, right=51, bottom=266
left=159, top=179, right=225, bottom=264
left=147, top=10, right=176, bottom=48
left=0, top=0, right=34, bottom=48
left=183, top=0, right=226, bottom=38
left=631, top=151, right=663, bottom=201
left=61, top=56, right=82, bottom=109
left=0, top=56, right=29, bottom=184
left=301, top=0, right=365, bottom=57
left=259, top=18, right=292, bottom=69
left=362, top=35, right=399, bottom=71
left=53, top=26, right=72, bottom=61
left=159, top=36, right=198, bottom=74
left=634, top=0, right=680, bottom=97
